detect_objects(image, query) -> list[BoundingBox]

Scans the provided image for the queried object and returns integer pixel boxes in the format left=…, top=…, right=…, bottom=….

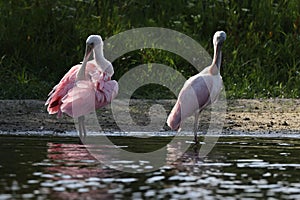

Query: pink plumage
left=167, top=75, right=212, bottom=131
left=45, top=35, right=118, bottom=139
left=167, top=31, right=226, bottom=143
left=46, top=61, right=118, bottom=118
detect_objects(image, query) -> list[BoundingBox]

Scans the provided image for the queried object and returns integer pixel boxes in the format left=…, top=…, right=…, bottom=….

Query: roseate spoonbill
left=167, top=31, right=226, bottom=143
left=45, top=35, right=118, bottom=139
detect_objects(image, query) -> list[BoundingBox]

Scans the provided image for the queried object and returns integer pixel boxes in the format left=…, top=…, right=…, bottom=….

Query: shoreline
left=1, top=130, right=300, bottom=139
left=0, top=99, right=299, bottom=136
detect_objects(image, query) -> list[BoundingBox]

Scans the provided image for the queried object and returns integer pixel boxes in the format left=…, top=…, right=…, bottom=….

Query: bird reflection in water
left=45, top=142, right=117, bottom=200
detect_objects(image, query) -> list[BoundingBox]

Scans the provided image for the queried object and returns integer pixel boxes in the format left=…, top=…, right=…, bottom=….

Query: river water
left=0, top=135, right=299, bottom=199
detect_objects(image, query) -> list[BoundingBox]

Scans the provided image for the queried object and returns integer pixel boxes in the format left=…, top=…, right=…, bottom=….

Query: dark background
left=0, top=0, right=299, bottom=99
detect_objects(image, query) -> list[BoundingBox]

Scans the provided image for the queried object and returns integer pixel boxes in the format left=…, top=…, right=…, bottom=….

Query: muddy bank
left=0, top=99, right=299, bottom=135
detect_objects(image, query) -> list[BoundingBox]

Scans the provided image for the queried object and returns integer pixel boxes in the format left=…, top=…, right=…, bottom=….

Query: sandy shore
left=0, top=99, right=299, bottom=135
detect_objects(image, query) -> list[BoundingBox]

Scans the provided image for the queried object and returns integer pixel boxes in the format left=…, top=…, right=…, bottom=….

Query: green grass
left=0, top=0, right=299, bottom=99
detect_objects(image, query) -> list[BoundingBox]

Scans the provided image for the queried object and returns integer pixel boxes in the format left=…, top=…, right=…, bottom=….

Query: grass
left=0, top=0, right=299, bottom=99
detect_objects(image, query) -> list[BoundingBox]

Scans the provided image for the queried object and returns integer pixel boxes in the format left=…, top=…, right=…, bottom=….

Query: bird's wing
left=60, top=80, right=96, bottom=118
left=94, top=79, right=119, bottom=109
left=179, top=75, right=212, bottom=117
left=45, top=65, right=80, bottom=116
left=46, top=61, right=118, bottom=117
left=83, top=61, right=119, bottom=109
left=167, top=74, right=213, bottom=130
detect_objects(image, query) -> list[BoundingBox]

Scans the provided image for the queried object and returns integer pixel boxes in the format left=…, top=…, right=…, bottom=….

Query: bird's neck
left=76, top=58, right=88, bottom=81
left=93, top=45, right=114, bottom=77
left=210, top=45, right=222, bottom=75
left=94, top=45, right=109, bottom=72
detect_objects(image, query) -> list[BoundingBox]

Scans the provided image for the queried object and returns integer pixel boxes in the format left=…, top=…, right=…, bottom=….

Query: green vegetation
left=0, top=0, right=299, bottom=99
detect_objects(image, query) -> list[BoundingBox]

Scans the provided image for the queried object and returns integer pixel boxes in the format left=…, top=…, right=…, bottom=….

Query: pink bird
left=45, top=35, right=118, bottom=139
left=167, top=31, right=226, bottom=143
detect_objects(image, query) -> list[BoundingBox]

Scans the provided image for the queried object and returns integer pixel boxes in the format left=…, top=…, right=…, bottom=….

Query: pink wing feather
left=167, top=75, right=212, bottom=130
left=45, top=61, right=118, bottom=118
left=45, top=65, right=80, bottom=117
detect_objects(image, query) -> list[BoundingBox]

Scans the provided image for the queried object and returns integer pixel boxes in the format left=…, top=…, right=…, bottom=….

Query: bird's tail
left=167, top=102, right=182, bottom=131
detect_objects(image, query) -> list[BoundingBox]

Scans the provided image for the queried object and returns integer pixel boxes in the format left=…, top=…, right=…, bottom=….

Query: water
left=0, top=135, right=299, bottom=199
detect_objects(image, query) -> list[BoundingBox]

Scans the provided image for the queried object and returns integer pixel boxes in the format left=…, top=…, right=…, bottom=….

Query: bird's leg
left=193, top=112, right=200, bottom=144
left=78, top=116, right=85, bottom=140
left=78, top=116, right=83, bottom=139
left=82, top=116, right=87, bottom=138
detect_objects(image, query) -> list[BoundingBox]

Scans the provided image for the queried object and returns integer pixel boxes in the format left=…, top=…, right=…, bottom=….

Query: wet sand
left=0, top=99, right=299, bottom=135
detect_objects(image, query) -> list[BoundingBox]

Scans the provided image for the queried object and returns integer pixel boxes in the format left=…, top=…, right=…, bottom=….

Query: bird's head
left=85, top=35, right=104, bottom=58
left=213, top=31, right=226, bottom=47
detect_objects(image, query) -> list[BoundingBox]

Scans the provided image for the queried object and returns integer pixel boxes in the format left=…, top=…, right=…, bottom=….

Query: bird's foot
left=191, top=138, right=205, bottom=146
left=78, top=139, right=84, bottom=145
left=78, top=136, right=86, bottom=145
left=193, top=136, right=199, bottom=144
